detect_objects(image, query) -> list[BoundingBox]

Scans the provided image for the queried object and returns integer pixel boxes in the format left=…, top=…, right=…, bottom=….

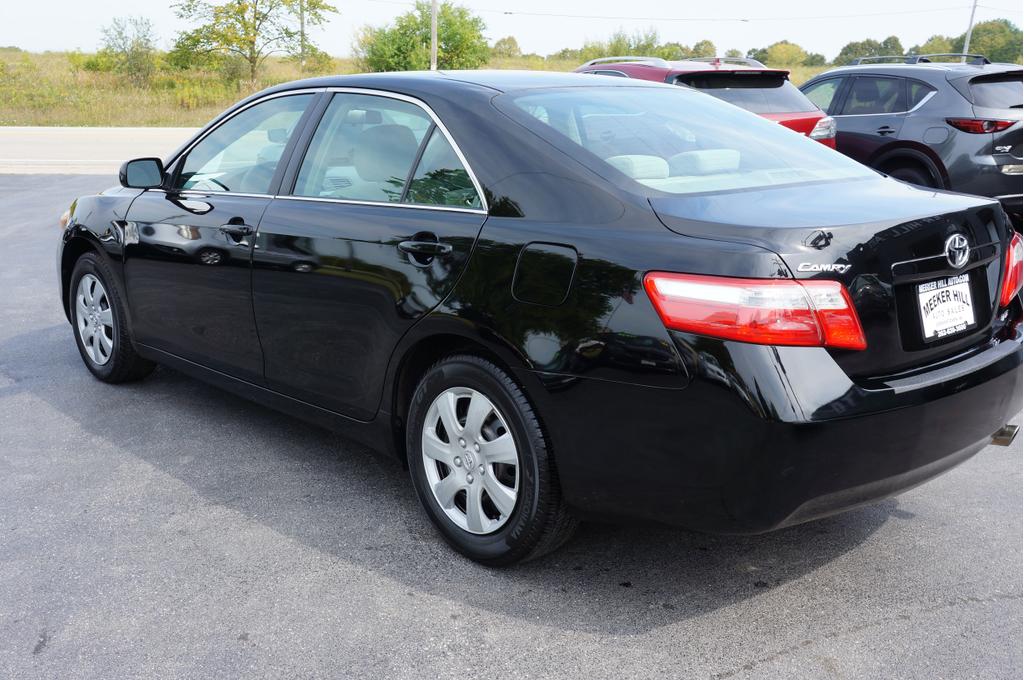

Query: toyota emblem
left=944, top=233, right=970, bottom=269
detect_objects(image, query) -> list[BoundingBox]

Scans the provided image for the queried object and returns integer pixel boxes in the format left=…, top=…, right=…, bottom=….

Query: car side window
left=175, top=94, right=313, bottom=194
left=908, top=80, right=935, bottom=109
left=293, top=93, right=431, bottom=203
left=840, top=76, right=908, bottom=115
left=405, top=128, right=481, bottom=209
left=802, top=78, right=844, bottom=113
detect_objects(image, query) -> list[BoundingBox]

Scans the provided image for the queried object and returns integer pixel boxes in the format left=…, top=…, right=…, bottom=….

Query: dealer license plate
left=917, top=273, right=976, bottom=340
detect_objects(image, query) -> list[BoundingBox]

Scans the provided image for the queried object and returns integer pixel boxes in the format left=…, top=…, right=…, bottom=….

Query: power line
left=355, top=0, right=1021, bottom=23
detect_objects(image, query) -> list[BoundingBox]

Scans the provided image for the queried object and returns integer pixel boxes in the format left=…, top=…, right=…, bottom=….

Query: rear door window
left=292, top=92, right=481, bottom=209
left=969, top=74, right=1023, bottom=109
left=677, top=73, right=818, bottom=113
left=293, top=93, right=431, bottom=203
left=840, top=76, right=907, bottom=115
left=802, top=78, right=845, bottom=114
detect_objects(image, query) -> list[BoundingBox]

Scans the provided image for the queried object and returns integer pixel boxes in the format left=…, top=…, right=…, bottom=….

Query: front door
left=125, top=92, right=316, bottom=382
left=252, top=91, right=487, bottom=420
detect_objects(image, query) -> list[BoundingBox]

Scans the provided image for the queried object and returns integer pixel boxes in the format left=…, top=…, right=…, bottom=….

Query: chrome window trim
left=276, top=194, right=487, bottom=215
left=315, top=86, right=489, bottom=213
left=832, top=84, right=937, bottom=118
left=159, top=85, right=490, bottom=213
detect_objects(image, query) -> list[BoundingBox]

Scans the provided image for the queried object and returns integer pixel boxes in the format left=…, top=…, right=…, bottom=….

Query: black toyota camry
left=57, top=71, right=1022, bottom=565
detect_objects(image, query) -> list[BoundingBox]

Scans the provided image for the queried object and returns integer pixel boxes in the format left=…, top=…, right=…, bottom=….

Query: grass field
left=0, top=49, right=828, bottom=126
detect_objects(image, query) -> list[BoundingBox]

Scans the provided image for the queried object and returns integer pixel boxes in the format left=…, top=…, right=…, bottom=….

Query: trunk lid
left=650, top=177, right=1010, bottom=379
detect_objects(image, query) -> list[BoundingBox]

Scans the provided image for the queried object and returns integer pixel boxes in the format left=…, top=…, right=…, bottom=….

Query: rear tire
left=69, top=253, right=155, bottom=383
left=406, top=354, right=577, bottom=566
left=886, top=164, right=935, bottom=188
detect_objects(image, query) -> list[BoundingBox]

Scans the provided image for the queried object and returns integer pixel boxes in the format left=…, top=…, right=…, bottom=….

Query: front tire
left=406, top=355, right=577, bottom=565
left=69, top=253, right=154, bottom=383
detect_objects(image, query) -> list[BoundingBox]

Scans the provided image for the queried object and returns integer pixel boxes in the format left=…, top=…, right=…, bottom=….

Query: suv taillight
left=999, top=233, right=1023, bottom=308
left=946, top=118, right=1016, bottom=134
left=809, top=116, right=836, bottom=146
left=643, top=272, right=867, bottom=350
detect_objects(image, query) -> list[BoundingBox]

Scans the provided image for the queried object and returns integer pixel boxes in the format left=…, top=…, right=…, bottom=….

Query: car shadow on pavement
left=2, top=324, right=895, bottom=635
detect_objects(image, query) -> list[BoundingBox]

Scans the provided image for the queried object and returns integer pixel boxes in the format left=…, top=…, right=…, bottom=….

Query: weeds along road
left=0, top=164, right=1021, bottom=678
left=0, top=127, right=197, bottom=174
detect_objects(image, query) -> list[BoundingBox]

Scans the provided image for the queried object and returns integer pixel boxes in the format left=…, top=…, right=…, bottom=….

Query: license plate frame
left=916, top=273, right=976, bottom=341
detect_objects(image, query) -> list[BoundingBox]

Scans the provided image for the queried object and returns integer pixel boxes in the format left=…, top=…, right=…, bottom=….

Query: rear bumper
left=522, top=322, right=1022, bottom=533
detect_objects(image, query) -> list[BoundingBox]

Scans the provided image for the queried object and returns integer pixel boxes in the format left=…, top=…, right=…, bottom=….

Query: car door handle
left=398, top=240, right=452, bottom=256
left=219, top=224, right=254, bottom=238
left=876, top=126, right=896, bottom=136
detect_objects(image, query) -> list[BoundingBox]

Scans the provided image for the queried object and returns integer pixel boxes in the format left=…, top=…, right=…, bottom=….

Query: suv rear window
left=969, top=73, right=1023, bottom=109
left=502, top=87, right=875, bottom=196
left=676, top=74, right=819, bottom=113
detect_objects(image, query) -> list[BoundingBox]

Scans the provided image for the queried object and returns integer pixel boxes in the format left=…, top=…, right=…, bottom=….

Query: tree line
left=74, top=0, right=1023, bottom=87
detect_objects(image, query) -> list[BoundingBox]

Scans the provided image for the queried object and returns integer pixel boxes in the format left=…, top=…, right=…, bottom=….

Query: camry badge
left=798, top=262, right=851, bottom=273
left=944, top=233, right=970, bottom=269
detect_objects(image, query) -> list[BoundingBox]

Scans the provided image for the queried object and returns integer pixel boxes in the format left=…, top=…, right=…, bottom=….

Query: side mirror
left=119, top=157, right=165, bottom=189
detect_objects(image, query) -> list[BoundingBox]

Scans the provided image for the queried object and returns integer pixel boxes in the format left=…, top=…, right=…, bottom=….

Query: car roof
left=809, top=62, right=1022, bottom=83
left=261, top=69, right=668, bottom=96
left=582, top=59, right=788, bottom=76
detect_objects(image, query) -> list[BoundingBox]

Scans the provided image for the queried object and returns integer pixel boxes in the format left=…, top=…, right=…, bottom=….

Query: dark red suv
left=575, top=56, right=836, bottom=147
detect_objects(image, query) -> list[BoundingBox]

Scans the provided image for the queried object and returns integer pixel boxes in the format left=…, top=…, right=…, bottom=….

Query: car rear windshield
left=503, top=87, right=875, bottom=196
left=969, top=73, right=1023, bottom=109
left=676, top=73, right=819, bottom=113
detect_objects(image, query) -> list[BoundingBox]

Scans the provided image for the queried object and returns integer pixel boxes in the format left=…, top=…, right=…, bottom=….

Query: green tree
left=286, top=0, right=337, bottom=72
left=954, top=19, right=1023, bottom=63
left=174, top=0, right=311, bottom=83
left=354, top=1, right=488, bottom=71
left=763, top=40, right=806, bottom=66
left=803, top=52, right=826, bottom=66
left=909, top=34, right=954, bottom=57
left=879, top=35, right=904, bottom=56
left=833, top=39, right=882, bottom=65
left=690, top=40, right=716, bottom=58
left=491, top=36, right=521, bottom=59
left=100, top=16, right=158, bottom=86
left=724, top=48, right=743, bottom=58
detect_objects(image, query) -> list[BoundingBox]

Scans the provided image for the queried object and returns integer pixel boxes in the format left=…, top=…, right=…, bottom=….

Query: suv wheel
left=887, top=164, right=936, bottom=188
left=406, top=354, right=578, bottom=565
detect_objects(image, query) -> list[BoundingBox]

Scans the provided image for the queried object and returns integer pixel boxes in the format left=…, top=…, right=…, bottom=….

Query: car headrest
left=345, top=109, right=383, bottom=124
left=353, top=125, right=418, bottom=183
left=605, top=155, right=670, bottom=180
left=668, top=149, right=741, bottom=176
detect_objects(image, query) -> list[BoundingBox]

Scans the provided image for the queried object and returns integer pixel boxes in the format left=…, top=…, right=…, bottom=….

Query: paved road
left=0, top=128, right=197, bottom=174
left=0, top=173, right=1021, bottom=679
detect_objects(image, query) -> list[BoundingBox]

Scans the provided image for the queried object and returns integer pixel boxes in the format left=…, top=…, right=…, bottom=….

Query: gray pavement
left=0, top=172, right=1021, bottom=679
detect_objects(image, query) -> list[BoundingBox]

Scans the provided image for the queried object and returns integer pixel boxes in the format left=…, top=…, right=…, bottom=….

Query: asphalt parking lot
left=0, top=172, right=1021, bottom=679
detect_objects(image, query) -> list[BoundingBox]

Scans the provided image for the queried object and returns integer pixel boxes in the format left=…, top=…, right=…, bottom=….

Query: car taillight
left=946, top=118, right=1016, bottom=134
left=809, top=116, right=836, bottom=141
left=643, top=272, right=867, bottom=350
left=999, top=233, right=1023, bottom=307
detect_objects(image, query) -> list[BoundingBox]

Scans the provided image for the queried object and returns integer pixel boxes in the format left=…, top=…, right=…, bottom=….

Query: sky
left=1, top=0, right=1021, bottom=60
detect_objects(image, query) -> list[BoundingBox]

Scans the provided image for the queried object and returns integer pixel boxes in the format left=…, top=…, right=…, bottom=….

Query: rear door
left=251, top=91, right=487, bottom=420
left=124, top=92, right=316, bottom=382
left=831, top=75, right=908, bottom=162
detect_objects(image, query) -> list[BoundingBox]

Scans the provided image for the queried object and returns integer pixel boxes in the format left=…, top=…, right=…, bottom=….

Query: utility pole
left=962, top=0, right=978, bottom=62
left=430, top=0, right=438, bottom=70
left=298, top=0, right=307, bottom=71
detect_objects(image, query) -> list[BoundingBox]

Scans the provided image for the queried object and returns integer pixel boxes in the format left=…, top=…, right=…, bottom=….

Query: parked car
left=575, top=55, right=836, bottom=146
left=58, top=71, right=1022, bottom=565
left=800, top=54, right=1022, bottom=226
